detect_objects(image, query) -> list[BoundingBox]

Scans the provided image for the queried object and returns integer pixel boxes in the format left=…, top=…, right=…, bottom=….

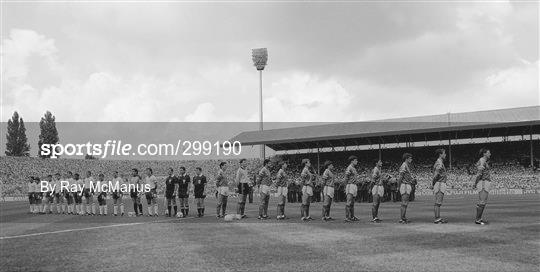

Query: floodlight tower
left=252, top=48, right=268, bottom=159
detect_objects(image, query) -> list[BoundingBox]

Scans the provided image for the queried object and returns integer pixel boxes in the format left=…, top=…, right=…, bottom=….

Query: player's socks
left=167, top=206, right=172, bottom=216
left=138, top=204, right=143, bottom=215
left=154, top=204, right=158, bottom=216
left=185, top=208, right=189, bottom=216
left=476, top=205, right=484, bottom=221
left=120, top=204, right=125, bottom=215
left=133, top=203, right=138, bottom=215
left=148, top=206, right=152, bottom=215
left=104, top=205, right=108, bottom=215
left=92, top=203, right=96, bottom=215
left=113, top=205, right=118, bottom=215
left=173, top=205, right=178, bottom=216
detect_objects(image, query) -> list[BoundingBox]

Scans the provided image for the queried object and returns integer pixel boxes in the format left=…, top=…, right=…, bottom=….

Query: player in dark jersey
left=96, top=173, right=108, bottom=215
left=300, top=159, right=314, bottom=221
left=130, top=168, right=143, bottom=216
left=177, top=167, right=191, bottom=217
left=474, top=148, right=491, bottom=225
left=164, top=168, right=178, bottom=217
left=216, top=162, right=229, bottom=218
left=431, top=149, right=448, bottom=224
left=275, top=161, right=289, bottom=220
left=27, top=176, right=35, bottom=214
left=111, top=171, right=125, bottom=216
left=371, top=160, right=384, bottom=223
left=257, top=159, right=272, bottom=220
left=235, top=159, right=251, bottom=218
left=398, top=153, right=415, bottom=224
left=193, top=167, right=207, bottom=217
left=344, top=156, right=359, bottom=222
left=321, top=161, right=336, bottom=221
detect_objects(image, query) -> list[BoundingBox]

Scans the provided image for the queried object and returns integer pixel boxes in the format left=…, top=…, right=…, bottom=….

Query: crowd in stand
left=1, top=141, right=538, bottom=201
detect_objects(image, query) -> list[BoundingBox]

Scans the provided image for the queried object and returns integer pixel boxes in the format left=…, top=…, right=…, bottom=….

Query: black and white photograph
left=0, top=0, right=539, bottom=271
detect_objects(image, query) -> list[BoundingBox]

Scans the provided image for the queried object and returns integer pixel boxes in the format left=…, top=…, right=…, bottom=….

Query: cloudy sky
left=2, top=0, right=538, bottom=123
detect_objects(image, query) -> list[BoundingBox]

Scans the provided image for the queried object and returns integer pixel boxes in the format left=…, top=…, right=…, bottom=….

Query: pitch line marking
left=0, top=217, right=193, bottom=240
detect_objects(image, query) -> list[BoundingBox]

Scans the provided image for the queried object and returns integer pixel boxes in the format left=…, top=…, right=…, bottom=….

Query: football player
left=193, top=167, right=207, bottom=217
left=235, top=159, right=250, bottom=218
left=73, top=173, right=83, bottom=215
left=344, top=156, right=360, bottom=222
left=130, top=168, right=143, bottom=216
left=144, top=168, right=159, bottom=216
left=111, top=171, right=125, bottom=216
left=215, top=162, right=229, bottom=218
left=473, top=148, right=491, bottom=225
left=257, top=159, right=272, bottom=220
left=83, top=171, right=96, bottom=215
left=398, top=153, right=415, bottom=224
left=27, top=176, right=35, bottom=214
left=34, top=177, right=43, bottom=214
left=275, top=161, right=289, bottom=220
left=53, top=173, right=64, bottom=214
left=300, top=159, right=314, bottom=221
left=321, top=161, right=335, bottom=221
left=64, top=171, right=75, bottom=214
left=371, top=160, right=384, bottom=223
left=164, top=168, right=178, bottom=217
left=177, top=167, right=191, bottom=217
left=96, top=173, right=108, bottom=215
left=431, top=149, right=448, bottom=224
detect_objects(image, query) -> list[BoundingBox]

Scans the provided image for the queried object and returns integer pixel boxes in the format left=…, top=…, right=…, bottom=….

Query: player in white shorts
left=53, top=173, right=64, bottom=214
left=300, top=159, right=314, bottom=221
left=344, top=156, right=359, bottom=222
left=275, top=161, right=289, bottom=220
left=215, top=162, right=229, bottom=218
left=111, top=171, right=125, bottom=216
left=27, top=176, right=36, bottom=213
left=96, top=173, right=108, bottom=216
left=257, top=159, right=272, bottom=220
left=321, top=161, right=335, bottom=221
left=144, top=168, right=159, bottom=216
left=473, top=148, right=491, bottom=225
left=371, top=160, right=385, bottom=223
left=431, top=149, right=448, bottom=224
left=398, top=153, right=415, bottom=224
left=83, top=171, right=96, bottom=215
left=73, top=173, right=83, bottom=215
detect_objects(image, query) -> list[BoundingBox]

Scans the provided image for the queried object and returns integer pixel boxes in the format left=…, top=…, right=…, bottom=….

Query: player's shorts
left=97, top=193, right=107, bottom=205
left=323, top=186, right=335, bottom=199
left=371, top=184, right=385, bottom=196
left=477, top=180, right=491, bottom=193
left=178, top=192, right=189, bottom=199
left=83, top=189, right=92, bottom=198
left=130, top=191, right=139, bottom=198
left=400, top=184, right=412, bottom=195
left=194, top=193, right=206, bottom=199
left=302, top=185, right=313, bottom=197
left=345, top=184, right=358, bottom=197
left=435, top=191, right=444, bottom=205
left=146, top=190, right=156, bottom=200
left=260, top=185, right=271, bottom=195
left=433, top=182, right=446, bottom=194
left=237, top=183, right=250, bottom=195
left=74, top=193, right=82, bottom=203
left=165, top=191, right=174, bottom=199
left=218, top=186, right=229, bottom=196
left=112, top=192, right=122, bottom=200
left=276, top=186, right=288, bottom=197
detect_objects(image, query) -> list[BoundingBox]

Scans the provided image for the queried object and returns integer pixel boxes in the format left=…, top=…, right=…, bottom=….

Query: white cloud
left=2, top=29, right=59, bottom=81
left=253, top=73, right=354, bottom=122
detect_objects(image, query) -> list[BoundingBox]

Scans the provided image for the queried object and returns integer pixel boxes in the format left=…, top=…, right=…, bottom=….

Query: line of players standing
left=26, top=147, right=492, bottom=224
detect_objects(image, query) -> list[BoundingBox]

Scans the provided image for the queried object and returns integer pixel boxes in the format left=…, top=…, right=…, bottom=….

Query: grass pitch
left=1, top=194, right=539, bottom=272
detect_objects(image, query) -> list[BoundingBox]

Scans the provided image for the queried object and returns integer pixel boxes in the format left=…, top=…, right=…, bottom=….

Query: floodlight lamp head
left=252, top=48, right=268, bottom=71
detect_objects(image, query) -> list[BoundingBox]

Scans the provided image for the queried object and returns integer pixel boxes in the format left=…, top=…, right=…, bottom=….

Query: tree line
left=5, top=111, right=60, bottom=159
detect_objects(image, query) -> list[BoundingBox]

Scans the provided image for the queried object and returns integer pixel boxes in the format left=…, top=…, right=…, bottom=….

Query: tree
left=5, top=111, right=30, bottom=156
left=38, top=111, right=59, bottom=158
